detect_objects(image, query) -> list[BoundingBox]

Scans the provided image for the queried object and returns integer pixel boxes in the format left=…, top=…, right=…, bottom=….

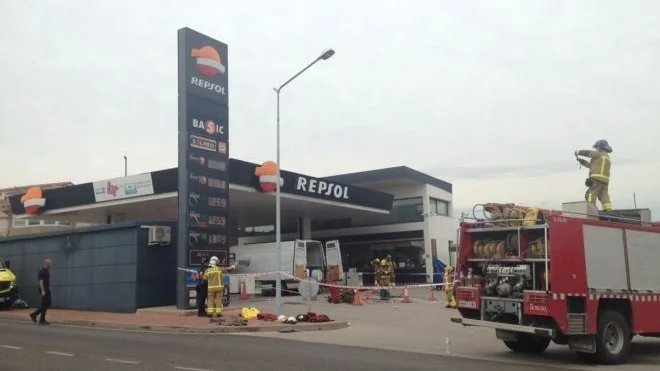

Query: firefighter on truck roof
left=575, top=139, right=613, bottom=212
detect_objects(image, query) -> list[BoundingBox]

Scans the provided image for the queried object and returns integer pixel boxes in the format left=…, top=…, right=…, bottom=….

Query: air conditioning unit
left=148, top=226, right=171, bottom=246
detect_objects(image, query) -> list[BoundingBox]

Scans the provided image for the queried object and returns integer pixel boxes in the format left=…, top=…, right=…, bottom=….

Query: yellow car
left=0, top=258, right=18, bottom=310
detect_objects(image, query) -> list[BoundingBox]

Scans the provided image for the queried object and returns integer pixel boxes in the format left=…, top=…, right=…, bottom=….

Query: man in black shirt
left=29, top=259, right=52, bottom=325
left=196, top=257, right=209, bottom=317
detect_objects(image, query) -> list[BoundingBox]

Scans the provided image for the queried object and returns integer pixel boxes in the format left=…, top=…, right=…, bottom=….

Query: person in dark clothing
left=196, top=257, right=209, bottom=317
left=30, top=259, right=52, bottom=325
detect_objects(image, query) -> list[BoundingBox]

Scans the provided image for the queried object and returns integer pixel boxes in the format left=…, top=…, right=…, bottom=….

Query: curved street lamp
left=272, top=49, right=335, bottom=315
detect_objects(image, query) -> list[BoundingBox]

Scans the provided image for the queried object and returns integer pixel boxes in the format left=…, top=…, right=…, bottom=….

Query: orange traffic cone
left=428, top=290, right=438, bottom=302
left=352, top=289, right=363, bottom=306
left=401, top=287, right=412, bottom=303
left=240, top=280, right=248, bottom=300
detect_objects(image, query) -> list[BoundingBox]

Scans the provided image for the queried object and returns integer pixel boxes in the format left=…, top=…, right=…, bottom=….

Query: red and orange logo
left=191, top=46, right=226, bottom=77
left=20, top=186, right=46, bottom=215
left=255, top=161, right=283, bottom=192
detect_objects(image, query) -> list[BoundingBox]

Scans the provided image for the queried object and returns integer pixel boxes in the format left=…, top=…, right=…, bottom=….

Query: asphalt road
left=0, top=320, right=577, bottom=371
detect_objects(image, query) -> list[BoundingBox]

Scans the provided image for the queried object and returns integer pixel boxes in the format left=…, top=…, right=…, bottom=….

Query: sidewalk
left=0, top=305, right=348, bottom=333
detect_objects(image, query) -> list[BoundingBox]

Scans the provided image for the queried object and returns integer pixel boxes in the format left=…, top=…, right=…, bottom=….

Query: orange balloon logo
left=20, top=186, right=46, bottom=215
left=254, top=161, right=283, bottom=192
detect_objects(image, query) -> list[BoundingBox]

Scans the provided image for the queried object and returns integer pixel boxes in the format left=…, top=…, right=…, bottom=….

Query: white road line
left=46, top=351, right=75, bottom=357
left=105, top=358, right=141, bottom=365
left=0, top=345, right=23, bottom=350
left=174, top=367, right=215, bottom=371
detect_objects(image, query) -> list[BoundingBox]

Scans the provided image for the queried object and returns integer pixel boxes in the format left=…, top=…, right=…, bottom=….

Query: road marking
left=105, top=358, right=140, bottom=365
left=0, top=345, right=23, bottom=349
left=46, top=351, right=75, bottom=357
left=175, top=367, right=215, bottom=371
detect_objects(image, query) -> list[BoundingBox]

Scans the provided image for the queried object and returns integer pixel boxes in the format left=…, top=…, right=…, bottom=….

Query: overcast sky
left=1, top=0, right=659, bottom=218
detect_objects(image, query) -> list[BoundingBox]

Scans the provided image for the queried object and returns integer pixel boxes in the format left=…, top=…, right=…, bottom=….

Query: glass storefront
left=341, top=238, right=426, bottom=284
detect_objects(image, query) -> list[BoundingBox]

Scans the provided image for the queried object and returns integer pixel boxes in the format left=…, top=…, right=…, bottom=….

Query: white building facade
left=238, top=166, right=454, bottom=284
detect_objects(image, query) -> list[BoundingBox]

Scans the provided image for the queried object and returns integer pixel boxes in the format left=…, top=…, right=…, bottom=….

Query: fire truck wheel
left=594, top=310, right=631, bottom=365
left=503, top=334, right=550, bottom=354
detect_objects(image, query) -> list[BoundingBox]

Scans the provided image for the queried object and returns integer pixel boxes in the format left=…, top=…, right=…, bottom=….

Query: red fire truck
left=450, top=202, right=660, bottom=365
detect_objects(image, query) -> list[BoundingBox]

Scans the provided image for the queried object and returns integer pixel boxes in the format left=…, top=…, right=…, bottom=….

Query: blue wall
left=136, top=223, right=177, bottom=309
left=0, top=222, right=178, bottom=313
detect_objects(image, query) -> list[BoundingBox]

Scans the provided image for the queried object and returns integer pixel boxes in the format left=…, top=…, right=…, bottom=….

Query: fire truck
left=450, top=201, right=660, bottom=365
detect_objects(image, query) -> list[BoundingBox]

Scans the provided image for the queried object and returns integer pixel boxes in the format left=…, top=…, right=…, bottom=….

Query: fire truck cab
left=451, top=201, right=660, bottom=365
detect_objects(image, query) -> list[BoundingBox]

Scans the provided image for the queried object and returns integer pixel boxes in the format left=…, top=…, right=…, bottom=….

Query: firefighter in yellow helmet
left=575, top=139, right=613, bottom=211
left=379, top=259, right=392, bottom=287
left=443, top=265, right=456, bottom=308
left=384, top=255, right=396, bottom=286
left=202, top=256, right=235, bottom=318
left=371, top=258, right=381, bottom=286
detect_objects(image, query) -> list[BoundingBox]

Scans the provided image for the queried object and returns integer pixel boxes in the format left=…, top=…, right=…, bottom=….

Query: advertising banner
left=92, top=173, right=154, bottom=203
left=177, top=27, right=230, bottom=309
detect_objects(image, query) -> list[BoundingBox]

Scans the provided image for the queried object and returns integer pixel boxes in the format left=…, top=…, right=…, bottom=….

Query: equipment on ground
left=451, top=201, right=658, bottom=365
left=230, top=239, right=343, bottom=296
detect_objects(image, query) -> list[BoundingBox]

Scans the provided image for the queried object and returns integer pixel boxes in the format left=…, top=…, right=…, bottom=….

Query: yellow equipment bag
left=522, top=207, right=541, bottom=227
left=241, top=307, right=261, bottom=320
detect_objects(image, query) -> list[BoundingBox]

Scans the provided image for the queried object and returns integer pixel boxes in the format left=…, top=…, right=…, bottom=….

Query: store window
left=430, top=198, right=450, bottom=216
left=350, top=197, right=424, bottom=227
left=12, top=216, right=72, bottom=228
left=237, top=224, right=297, bottom=237
left=341, top=239, right=426, bottom=272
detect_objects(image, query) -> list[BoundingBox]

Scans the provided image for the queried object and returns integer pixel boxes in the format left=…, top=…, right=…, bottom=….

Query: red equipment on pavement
left=451, top=202, right=660, bottom=365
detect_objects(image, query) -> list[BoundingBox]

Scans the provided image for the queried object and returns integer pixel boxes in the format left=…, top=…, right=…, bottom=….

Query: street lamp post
left=273, top=48, right=335, bottom=315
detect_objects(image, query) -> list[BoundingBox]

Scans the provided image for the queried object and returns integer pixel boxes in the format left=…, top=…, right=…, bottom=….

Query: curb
left=0, top=313, right=350, bottom=334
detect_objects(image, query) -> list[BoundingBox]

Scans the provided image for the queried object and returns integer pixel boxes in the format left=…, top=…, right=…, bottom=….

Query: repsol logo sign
left=295, top=177, right=349, bottom=200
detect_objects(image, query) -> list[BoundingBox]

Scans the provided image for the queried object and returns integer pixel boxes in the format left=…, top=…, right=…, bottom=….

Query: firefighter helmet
left=593, top=139, right=613, bottom=153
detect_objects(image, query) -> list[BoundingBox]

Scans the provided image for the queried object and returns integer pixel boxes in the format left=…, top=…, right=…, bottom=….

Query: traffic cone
left=401, top=287, right=412, bottom=303
left=240, top=280, right=248, bottom=300
left=352, top=289, right=363, bottom=306
left=428, top=290, right=438, bottom=302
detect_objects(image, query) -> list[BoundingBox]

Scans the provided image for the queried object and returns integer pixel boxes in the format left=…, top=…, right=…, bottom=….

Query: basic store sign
left=295, top=176, right=350, bottom=200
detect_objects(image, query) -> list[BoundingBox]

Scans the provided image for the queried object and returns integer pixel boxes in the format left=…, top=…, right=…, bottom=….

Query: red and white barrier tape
left=186, top=269, right=460, bottom=292
left=280, top=272, right=460, bottom=291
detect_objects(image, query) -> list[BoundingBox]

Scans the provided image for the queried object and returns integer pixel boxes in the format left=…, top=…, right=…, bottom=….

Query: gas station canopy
left=9, top=159, right=394, bottom=229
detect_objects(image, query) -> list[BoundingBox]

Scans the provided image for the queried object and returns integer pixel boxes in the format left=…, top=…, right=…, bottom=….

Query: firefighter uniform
left=379, top=259, right=391, bottom=287
left=384, top=255, right=395, bottom=286
left=371, top=258, right=381, bottom=286
left=575, top=139, right=613, bottom=211
left=443, top=266, right=456, bottom=308
left=203, top=256, right=235, bottom=317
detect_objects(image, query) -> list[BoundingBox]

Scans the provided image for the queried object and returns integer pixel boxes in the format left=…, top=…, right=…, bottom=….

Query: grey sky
left=1, top=0, right=659, bottom=217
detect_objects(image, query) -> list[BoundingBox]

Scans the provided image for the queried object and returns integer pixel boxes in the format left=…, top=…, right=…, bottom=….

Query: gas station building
left=0, top=157, right=453, bottom=313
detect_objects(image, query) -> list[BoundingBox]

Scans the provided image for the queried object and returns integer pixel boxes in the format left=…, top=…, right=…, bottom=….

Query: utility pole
left=124, top=156, right=127, bottom=177
left=633, top=192, right=637, bottom=209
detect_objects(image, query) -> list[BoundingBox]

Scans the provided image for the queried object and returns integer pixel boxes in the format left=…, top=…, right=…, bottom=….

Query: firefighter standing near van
left=384, top=255, right=396, bottom=286
left=575, top=139, right=613, bottom=212
left=202, top=256, right=235, bottom=318
left=371, top=258, right=381, bottom=286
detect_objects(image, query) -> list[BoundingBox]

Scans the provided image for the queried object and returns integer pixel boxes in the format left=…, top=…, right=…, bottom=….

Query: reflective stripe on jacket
left=203, top=267, right=224, bottom=292
left=576, top=149, right=611, bottom=184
